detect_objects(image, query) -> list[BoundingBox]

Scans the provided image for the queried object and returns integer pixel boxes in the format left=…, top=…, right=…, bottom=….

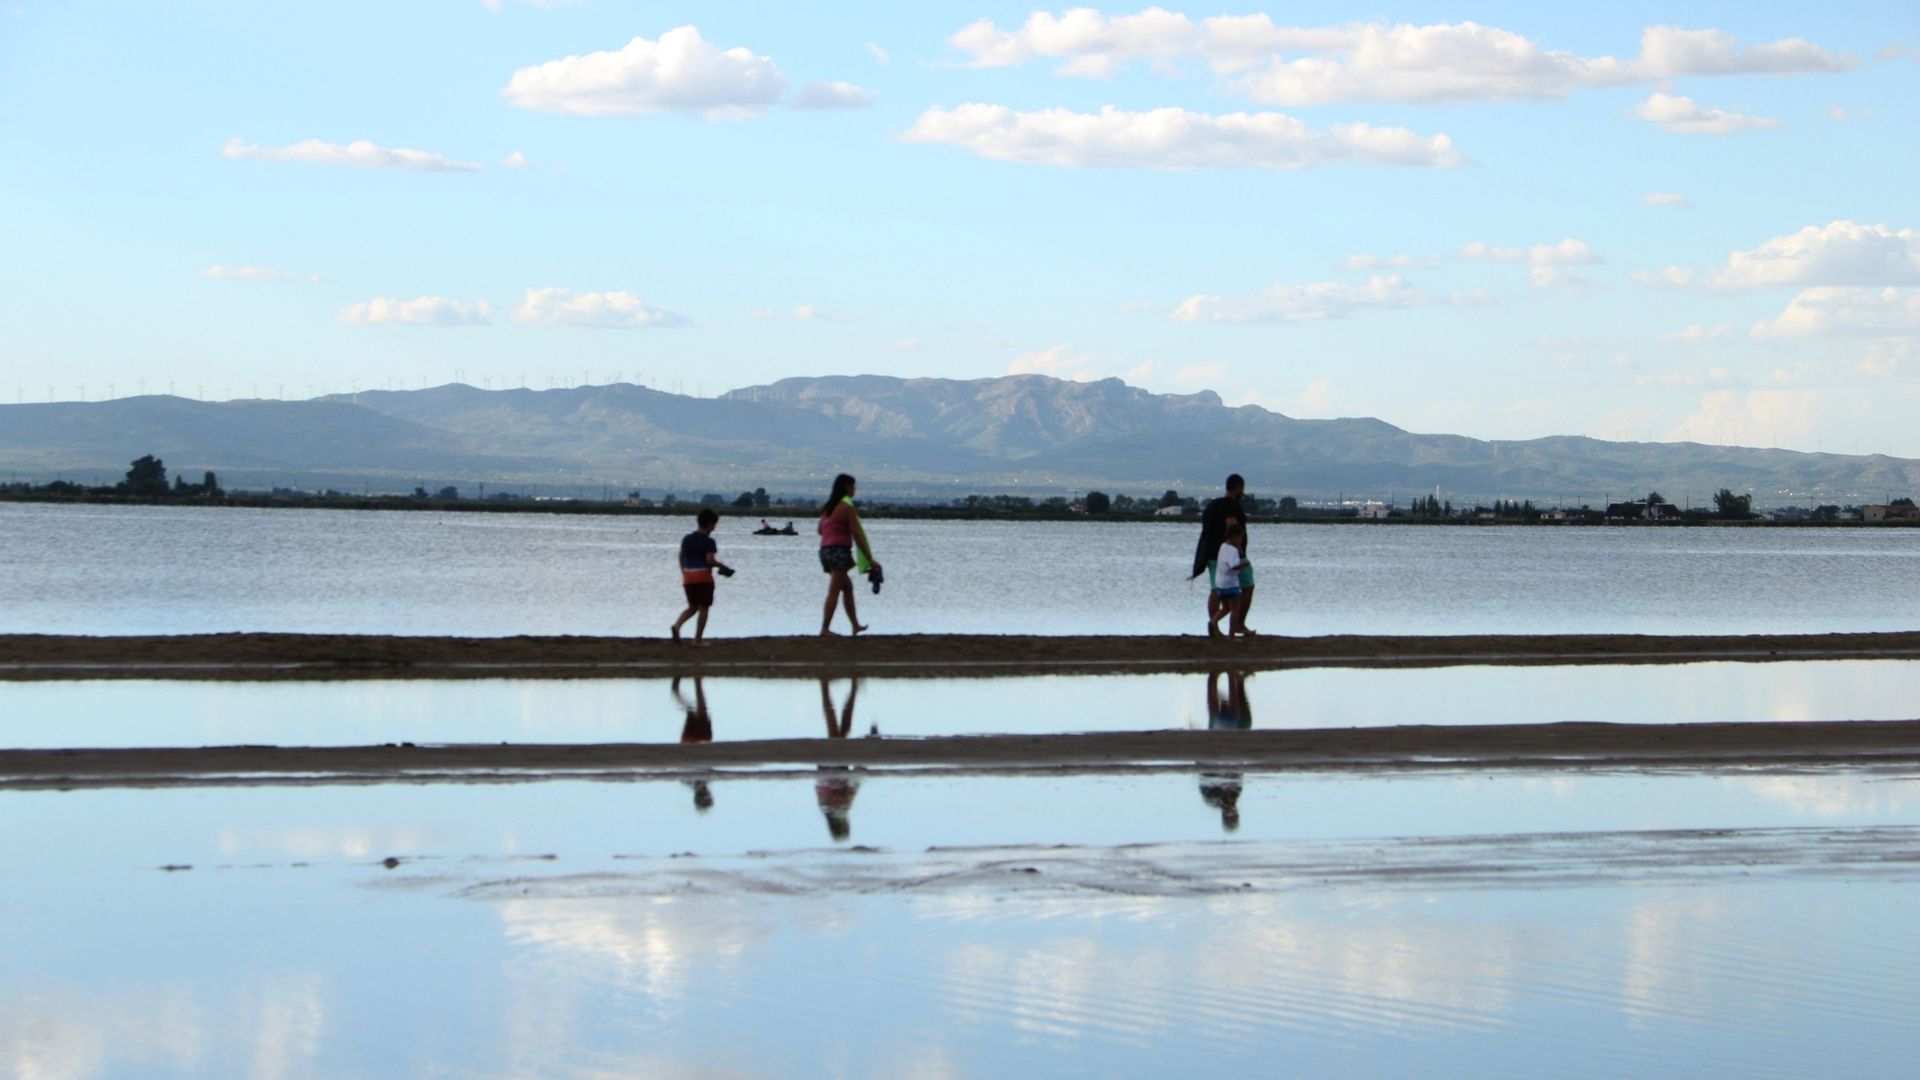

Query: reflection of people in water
left=673, top=677, right=715, bottom=812
left=1199, top=670, right=1252, bottom=832
left=816, top=678, right=862, bottom=839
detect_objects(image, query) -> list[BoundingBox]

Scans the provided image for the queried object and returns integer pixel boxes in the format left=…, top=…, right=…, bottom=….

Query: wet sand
left=7, top=718, right=1919, bottom=790
left=5, top=629, right=1920, bottom=680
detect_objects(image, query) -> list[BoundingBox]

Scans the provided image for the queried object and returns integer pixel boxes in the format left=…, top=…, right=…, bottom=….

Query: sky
left=2, top=2, right=1916, bottom=455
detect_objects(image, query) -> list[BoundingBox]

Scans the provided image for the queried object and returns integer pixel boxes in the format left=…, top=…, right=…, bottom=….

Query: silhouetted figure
left=818, top=474, right=878, bottom=636
left=1199, top=670, right=1253, bottom=832
left=816, top=678, right=863, bottom=840
left=674, top=677, right=715, bottom=812
left=1192, top=474, right=1258, bottom=637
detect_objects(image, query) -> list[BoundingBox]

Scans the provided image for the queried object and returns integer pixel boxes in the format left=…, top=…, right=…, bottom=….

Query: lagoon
left=3, top=502, right=1917, bottom=638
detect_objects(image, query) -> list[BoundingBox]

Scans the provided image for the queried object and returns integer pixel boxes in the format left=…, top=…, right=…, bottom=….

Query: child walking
left=672, top=508, right=734, bottom=644
left=1209, top=521, right=1248, bottom=640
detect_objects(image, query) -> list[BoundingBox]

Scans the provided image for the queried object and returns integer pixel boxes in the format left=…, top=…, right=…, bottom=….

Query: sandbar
left=4, top=629, right=1920, bottom=681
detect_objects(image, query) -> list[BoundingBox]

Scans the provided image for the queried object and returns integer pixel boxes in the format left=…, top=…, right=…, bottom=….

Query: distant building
left=1355, top=500, right=1390, bottom=519
left=1864, top=502, right=1919, bottom=522
left=1606, top=500, right=1681, bottom=522
left=1153, top=504, right=1186, bottom=516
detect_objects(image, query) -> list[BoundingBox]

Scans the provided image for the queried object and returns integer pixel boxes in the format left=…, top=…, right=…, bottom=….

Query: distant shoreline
left=0, top=491, right=1905, bottom=527
left=5, top=629, right=1919, bottom=682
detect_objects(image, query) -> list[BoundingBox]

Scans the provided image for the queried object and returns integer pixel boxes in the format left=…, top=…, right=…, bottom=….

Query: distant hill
left=1, top=375, right=1914, bottom=504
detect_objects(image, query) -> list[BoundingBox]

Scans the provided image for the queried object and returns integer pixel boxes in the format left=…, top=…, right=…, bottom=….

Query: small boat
left=754, top=522, right=799, bottom=536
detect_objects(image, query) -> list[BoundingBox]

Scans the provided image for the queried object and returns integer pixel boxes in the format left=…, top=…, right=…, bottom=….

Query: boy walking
left=672, top=508, right=733, bottom=644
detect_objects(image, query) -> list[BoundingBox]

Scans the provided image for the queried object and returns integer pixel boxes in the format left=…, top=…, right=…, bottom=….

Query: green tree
left=1279, top=495, right=1298, bottom=513
left=699, top=493, right=726, bottom=507
left=435, top=485, right=459, bottom=500
left=752, top=486, right=770, bottom=508
left=1712, top=488, right=1752, bottom=519
left=201, top=471, right=221, bottom=497
left=1647, top=491, right=1666, bottom=506
left=733, top=491, right=755, bottom=508
left=1158, top=489, right=1182, bottom=509
left=123, top=455, right=168, bottom=496
left=1084, top=491, right=1111, bottom=514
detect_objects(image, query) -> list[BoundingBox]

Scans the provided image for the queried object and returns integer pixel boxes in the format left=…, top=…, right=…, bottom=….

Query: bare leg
left=693, top=605, right=710, bottom=642
left=1231, top=586, right=1256, bottom=636
left=671, top=606, right=695, bottom=641
left=821, top=571, right=846, bottom=635
left=1206, top=588, right=1222, bottom=637
left=842, top=576, right=866, bottom=634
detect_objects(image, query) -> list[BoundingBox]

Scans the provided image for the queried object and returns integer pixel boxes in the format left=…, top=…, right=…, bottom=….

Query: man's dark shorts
left=683, top=581, right=715, bottom=607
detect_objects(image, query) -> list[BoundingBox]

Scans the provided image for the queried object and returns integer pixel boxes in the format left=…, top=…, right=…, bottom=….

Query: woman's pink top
left=819, top=504, right=853, bottom=547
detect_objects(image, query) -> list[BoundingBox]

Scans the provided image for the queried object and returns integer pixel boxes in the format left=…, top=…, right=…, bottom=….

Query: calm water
left=6, top=770, right=1919, bottom=1077
left=7, top=661, right=1918, bottom=749
left=3, top=502, right=1918, bottom=637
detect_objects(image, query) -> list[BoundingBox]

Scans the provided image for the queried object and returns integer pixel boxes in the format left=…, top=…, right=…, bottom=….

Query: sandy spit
left=4, top=629, right=1920, bottom=681
left=7, top=719, right=1920, bottom=790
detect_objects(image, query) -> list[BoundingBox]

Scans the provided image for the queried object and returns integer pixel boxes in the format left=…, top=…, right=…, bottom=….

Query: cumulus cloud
left=1631, top=92, right=1778, bottom=134
left=502, top=26, right=787, bottom=118
left=1340, top=253, right=1439, bottom=270
left=791, top=80, right=875, bottom=109
left=1644, top=192, right=1693, bottom=208
left=1460, top=237, right=1599, bottom=266
left=1008, top=343, right=1155, bottom=383
left=867, top=43, right=891, bottom=65
left=222, top=137, right=481, bottom=172
left=502, top=150, right=532, bottom=168
left=1170, top=274, right=1466, bottom=323
left=203, top=265, right=291, bottom=282
left=511, top=287, right=688, bottom=328
left=1659, top=323, right=1737, bottom=345
left=1751, top=287, right=1920, bottom=340
left=947, top=14, right=1855, bottom=103
left=1636, top=220, right=1920, bottom=292
left=1665, top=388, right=1820, bottom=447
left=753, top=304, right=847, bottom=321
left=336, top=296, right=492, bottom=326
left=900, top=104, right=1462, bottom=170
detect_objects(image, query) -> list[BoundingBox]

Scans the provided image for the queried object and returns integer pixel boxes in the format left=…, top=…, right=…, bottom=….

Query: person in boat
left=817, top=473, right=878, bottom=636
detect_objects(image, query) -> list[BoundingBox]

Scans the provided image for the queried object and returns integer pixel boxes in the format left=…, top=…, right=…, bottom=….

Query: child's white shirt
left=1216, top=542, right=1243, bottom=589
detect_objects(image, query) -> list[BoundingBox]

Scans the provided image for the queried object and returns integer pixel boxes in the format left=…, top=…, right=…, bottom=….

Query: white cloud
left=502, top=26, right=787, bottom=118
left=1633, top=366, right=1731, bottom=388
left=203, top=265, right=291, bottom=282
left=1637, top=221, right=1920, bottom=292
left=1340, top=253, right=1438, bottom=270
left=866, top=43, right=890, bottom=65
left=948, top=15, right=1855, bottom=104
left=791, top=80, right=875, bottom=109
left=1460, top=237, right=1599, bottom=266
left=1008, top=343, right=1154, bottom=383
left=1631, top=92, right=1778, bottom=134
left=1643, top=192, right=1692, bottom=208
left=884, top=338, right=922, bottom=352
left=336, top=296, right=492, bottom=326
left=511, top=288, right=688, bottom=329
left=900, top=104, right=1462, bottom=170
left=754, top=304, right=848, bottom=321
left=222, top=137, right=481, bottom=172
left=502, top=150, right=532, bottom=168
left=1298, top=376, right=1335, bottom=414
left=1665, top=388, right=1821, bottom=447
left=1658, top=323, right=1737, bottom=345
left=1878, top=44, right=1920, bottom=64
left=1751, top=287, right=1920, bottom=340
left=1171, top=274, right=1456, bottom=323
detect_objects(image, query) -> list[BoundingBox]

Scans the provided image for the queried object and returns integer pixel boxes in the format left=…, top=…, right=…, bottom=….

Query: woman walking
left=818, top=473, right=878, bottom=636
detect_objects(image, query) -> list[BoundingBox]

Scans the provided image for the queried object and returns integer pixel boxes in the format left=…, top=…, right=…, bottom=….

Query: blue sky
left=3, top=2, right=1916, bottom=454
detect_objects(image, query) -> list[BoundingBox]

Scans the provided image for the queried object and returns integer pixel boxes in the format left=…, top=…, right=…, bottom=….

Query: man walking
left=1191, top=473, right=1257, bottom=637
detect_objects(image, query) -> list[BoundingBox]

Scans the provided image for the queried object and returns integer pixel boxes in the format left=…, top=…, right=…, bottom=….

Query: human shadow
left=1199, top=670, right=1252, bottom=832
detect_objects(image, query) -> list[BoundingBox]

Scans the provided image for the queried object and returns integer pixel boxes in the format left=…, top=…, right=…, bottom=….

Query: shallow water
left=6, top=660, right=1916, bottom=750
left=6, top=769, right=1919, bottom=1077
left=3, top=501, right=1917, bottom=637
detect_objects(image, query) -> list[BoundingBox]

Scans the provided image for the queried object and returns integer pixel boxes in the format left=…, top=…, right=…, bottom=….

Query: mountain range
left=1, top=374, right=1914, bottom=505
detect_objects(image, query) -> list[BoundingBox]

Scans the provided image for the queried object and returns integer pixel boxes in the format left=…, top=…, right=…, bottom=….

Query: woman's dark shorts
left=819, top=545, right=855, bottom=573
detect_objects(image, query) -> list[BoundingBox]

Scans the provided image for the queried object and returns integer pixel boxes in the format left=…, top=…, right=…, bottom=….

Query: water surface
left=3, top=501, right=1917, bottom=637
